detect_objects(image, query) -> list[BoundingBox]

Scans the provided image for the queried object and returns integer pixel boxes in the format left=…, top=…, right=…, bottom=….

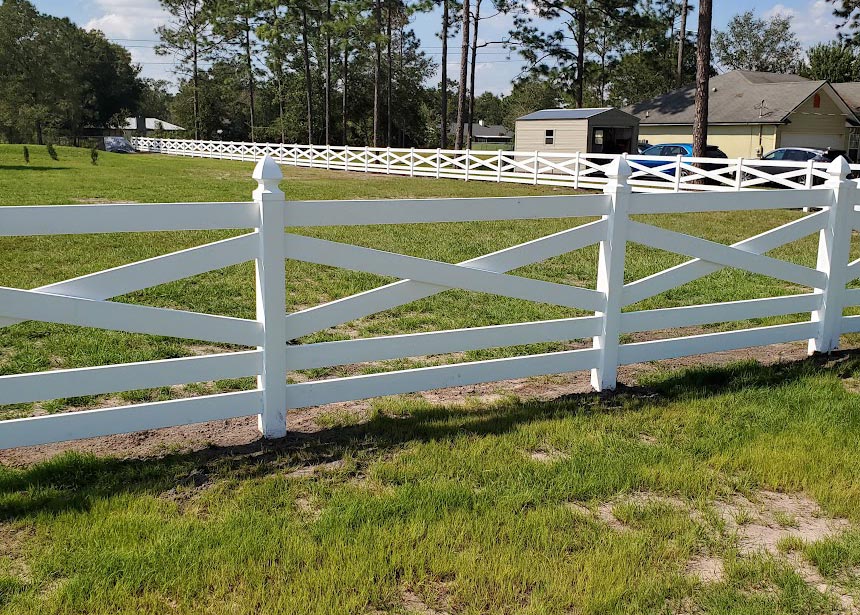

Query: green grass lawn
left=1, top=145, right=854, bottom=417
left=2, top=145, right=860, bottom=614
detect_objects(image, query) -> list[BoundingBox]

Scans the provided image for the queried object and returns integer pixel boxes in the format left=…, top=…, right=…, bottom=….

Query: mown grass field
left=2, top=145, right=860, bottom=614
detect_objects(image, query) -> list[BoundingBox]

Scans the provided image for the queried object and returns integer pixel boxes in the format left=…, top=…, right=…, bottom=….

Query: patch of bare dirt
left=0, top=338, right=829, bottom=466
left=786, top=553, right=859, bottom=613
left=529, top=449, right=569, bottom=463
left=284, top=459, right=345, bottom=479
left=0, top=524, right=33, bottom=583
left=400, top=587, right=452, bottom=615
left=571, top=492, right=693, bottom=533
left=716, top=490, right=850, bottom=556
left=685, top=555, right=725, bottom=583
left=160, top=468, right=213, bottom=504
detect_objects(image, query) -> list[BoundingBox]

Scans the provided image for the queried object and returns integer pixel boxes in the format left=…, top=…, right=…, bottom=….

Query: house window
left=593, top=129, right=604, bottom=145
left=544, top=129, right=554, bottom=145
left=814, top=93, right=821, bottom=108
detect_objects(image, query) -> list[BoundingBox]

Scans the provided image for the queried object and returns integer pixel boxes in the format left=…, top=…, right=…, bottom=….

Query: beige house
left=623, top=70, right=860, bottom=159
left=514, top=108, right=640, bottom=154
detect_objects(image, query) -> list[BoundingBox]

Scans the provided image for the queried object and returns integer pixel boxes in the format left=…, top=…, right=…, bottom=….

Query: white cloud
left=765, top=0, right=841, bottom=45
left=83, top=0, right=171, bottom=82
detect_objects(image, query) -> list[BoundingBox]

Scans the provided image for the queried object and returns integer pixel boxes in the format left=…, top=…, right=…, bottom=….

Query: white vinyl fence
left=1, top=155, right=858, bottom=450
left=132, top=136, right=859, bottom=193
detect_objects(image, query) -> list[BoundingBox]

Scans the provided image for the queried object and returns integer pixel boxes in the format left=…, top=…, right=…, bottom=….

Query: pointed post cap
left=252, top=155, right=283, bottom=181
left=252, top=155, right=284, bottom=201
left=605, top=155, right=632, bottom=183
left=826, top=155, right=851, bottom=182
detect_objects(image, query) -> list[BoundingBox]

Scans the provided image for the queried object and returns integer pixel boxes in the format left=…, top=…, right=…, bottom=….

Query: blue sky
left=32, top=0, right=847, bottom=95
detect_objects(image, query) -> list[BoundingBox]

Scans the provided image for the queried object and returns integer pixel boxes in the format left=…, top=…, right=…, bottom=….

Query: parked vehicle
left=753, top=148, right=853, bottom=185
left=630, top=143, right=728, bottom=178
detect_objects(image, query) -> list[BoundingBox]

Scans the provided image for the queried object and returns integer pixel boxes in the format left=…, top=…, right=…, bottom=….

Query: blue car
left=632, top=143, right=728, bottom=174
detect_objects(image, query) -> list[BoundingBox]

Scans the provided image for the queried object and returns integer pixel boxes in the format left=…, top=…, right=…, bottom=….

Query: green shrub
left=91, top=147, right=98, bottom=165
left=46, top=143, right=58, bottom=161
left=22, top=146, right=29, bottom=164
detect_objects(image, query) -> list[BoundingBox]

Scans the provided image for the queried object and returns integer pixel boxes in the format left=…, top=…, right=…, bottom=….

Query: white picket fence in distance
left=1, top=155, right=859, bottom=450
left=131, top=136, right=860, bottom=193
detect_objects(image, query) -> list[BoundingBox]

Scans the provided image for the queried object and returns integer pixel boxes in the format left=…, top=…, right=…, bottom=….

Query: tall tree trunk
left=455, top=0, right=470, bottom=149
left=342, top=46, right=349, bottom=145
left=243, top=17, right=256, bottom=142
left=270, top=6, right=285, bottom=143
left=692, top=0, right=712, bottom=158
left=192, top=38, right=200, bottom=140
left=386, top=0, right=393, bottom=147
left=467, top=0, right=481, bottom=147
left=575, top=10, right=585, bottom=108
left=373, top=0, right=382, bottom=147
left=676, top=0, right=688, bottom=87
left=325, top=0, right=331, bottom=145
left=301, top=6, right=314, bottom=145
left=440, top=0, right=449, bottom=148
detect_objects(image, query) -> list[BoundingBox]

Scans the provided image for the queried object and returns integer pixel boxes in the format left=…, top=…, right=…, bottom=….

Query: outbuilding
left=514, top=108, right=640, bottom=154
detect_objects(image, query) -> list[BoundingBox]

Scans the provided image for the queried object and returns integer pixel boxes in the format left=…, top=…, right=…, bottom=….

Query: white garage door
left=780, top=133, right=844, bottom=150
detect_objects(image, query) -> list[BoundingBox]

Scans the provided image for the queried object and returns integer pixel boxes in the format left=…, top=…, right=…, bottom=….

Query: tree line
left=7, top=0, right=860, bottom=149
left=154, top=0, right=706, bottom=147
left=0, top=0, right=141, bottom=144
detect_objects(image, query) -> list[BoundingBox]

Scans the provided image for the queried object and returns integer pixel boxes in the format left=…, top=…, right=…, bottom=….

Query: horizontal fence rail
left=131, top=136, right=860, bottom=194
left=1, top=155, right=858, bottom=450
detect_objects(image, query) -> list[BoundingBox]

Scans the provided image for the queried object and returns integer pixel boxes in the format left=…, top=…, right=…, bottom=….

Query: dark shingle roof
left=517, top=108, right=613, bottom=121
left=469, top=123, right=513, bottom=138
left=833, top=82, right=860, bottom=113
left=623, top=70, right=826, bottom=125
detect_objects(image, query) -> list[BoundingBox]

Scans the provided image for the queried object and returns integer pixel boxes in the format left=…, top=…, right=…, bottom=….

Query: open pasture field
left=3, top=145, right=860, bottom=614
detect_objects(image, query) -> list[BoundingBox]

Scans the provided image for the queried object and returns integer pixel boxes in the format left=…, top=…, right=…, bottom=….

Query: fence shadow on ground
left=0, top=165, right=71, bottom=172
left=1, top=349, right=858, bottom=521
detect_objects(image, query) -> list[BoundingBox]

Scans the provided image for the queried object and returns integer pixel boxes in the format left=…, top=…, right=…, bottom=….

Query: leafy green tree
left=502, top=77, right=569, bottom=129
left=510, top=0, right=639, bottom=107
left=713, top=10, right=801, bottom=73
left=0, top=0, right=141, bottom=144
left=156, top=0, right=220, bottom=139
left=473, top=92, right=505, bottom=125
left=799, top=42, right=860, bottom=82
left=210, top=0, right=262, bottom=141
left=827, top=1, right=860, bottom=45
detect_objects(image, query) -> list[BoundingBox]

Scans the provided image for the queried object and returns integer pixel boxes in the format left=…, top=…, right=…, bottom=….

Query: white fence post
left=673, top=154, right=683, bottom=192
left=496, top=149, right=503, bottom=182
left=808, top=156, right=856, bottom=355
left=253, top=156, right=288, bottom=438
left=409, top=148, right=416, bottom=177
left=436, top=148, right=442, bottom=179
left=464, top=149, right=471, bottom=181
left=591, top=157, right=632, bottom=392
left=364, top=146, right=370, bottom=173
left=573, top=152, right=581, bottom=190
left=735, top=158, right=744, bottom=191
left=533, top=151, right=540, bottom=185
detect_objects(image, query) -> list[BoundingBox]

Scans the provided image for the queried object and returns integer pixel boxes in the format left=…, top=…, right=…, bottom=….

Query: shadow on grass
left=0, top=166, right=71, bottom=172
left=1, top=349, right=858, bottom=521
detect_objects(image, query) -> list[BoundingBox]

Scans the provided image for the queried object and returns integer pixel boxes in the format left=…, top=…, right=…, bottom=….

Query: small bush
left=91, top=147, right=99, bottom=165
left=46, top=143, right=58, bottom=161
left=22, top=146, right=29, bottom=164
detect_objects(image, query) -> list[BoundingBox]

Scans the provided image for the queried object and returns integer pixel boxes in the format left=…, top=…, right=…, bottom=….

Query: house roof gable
left=622, top=71, right=834, bottom=125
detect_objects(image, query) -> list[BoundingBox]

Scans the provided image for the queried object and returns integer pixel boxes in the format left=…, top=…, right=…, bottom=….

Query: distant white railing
left=132, top=136, right=857, bottom=193
left=1, top=155, right=858, bottom=449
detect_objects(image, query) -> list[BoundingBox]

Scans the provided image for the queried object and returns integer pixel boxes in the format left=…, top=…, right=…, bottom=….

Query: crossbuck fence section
left=1, top=156, right=859, bottom=449
left=132, top=136, right=860, bottom=193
